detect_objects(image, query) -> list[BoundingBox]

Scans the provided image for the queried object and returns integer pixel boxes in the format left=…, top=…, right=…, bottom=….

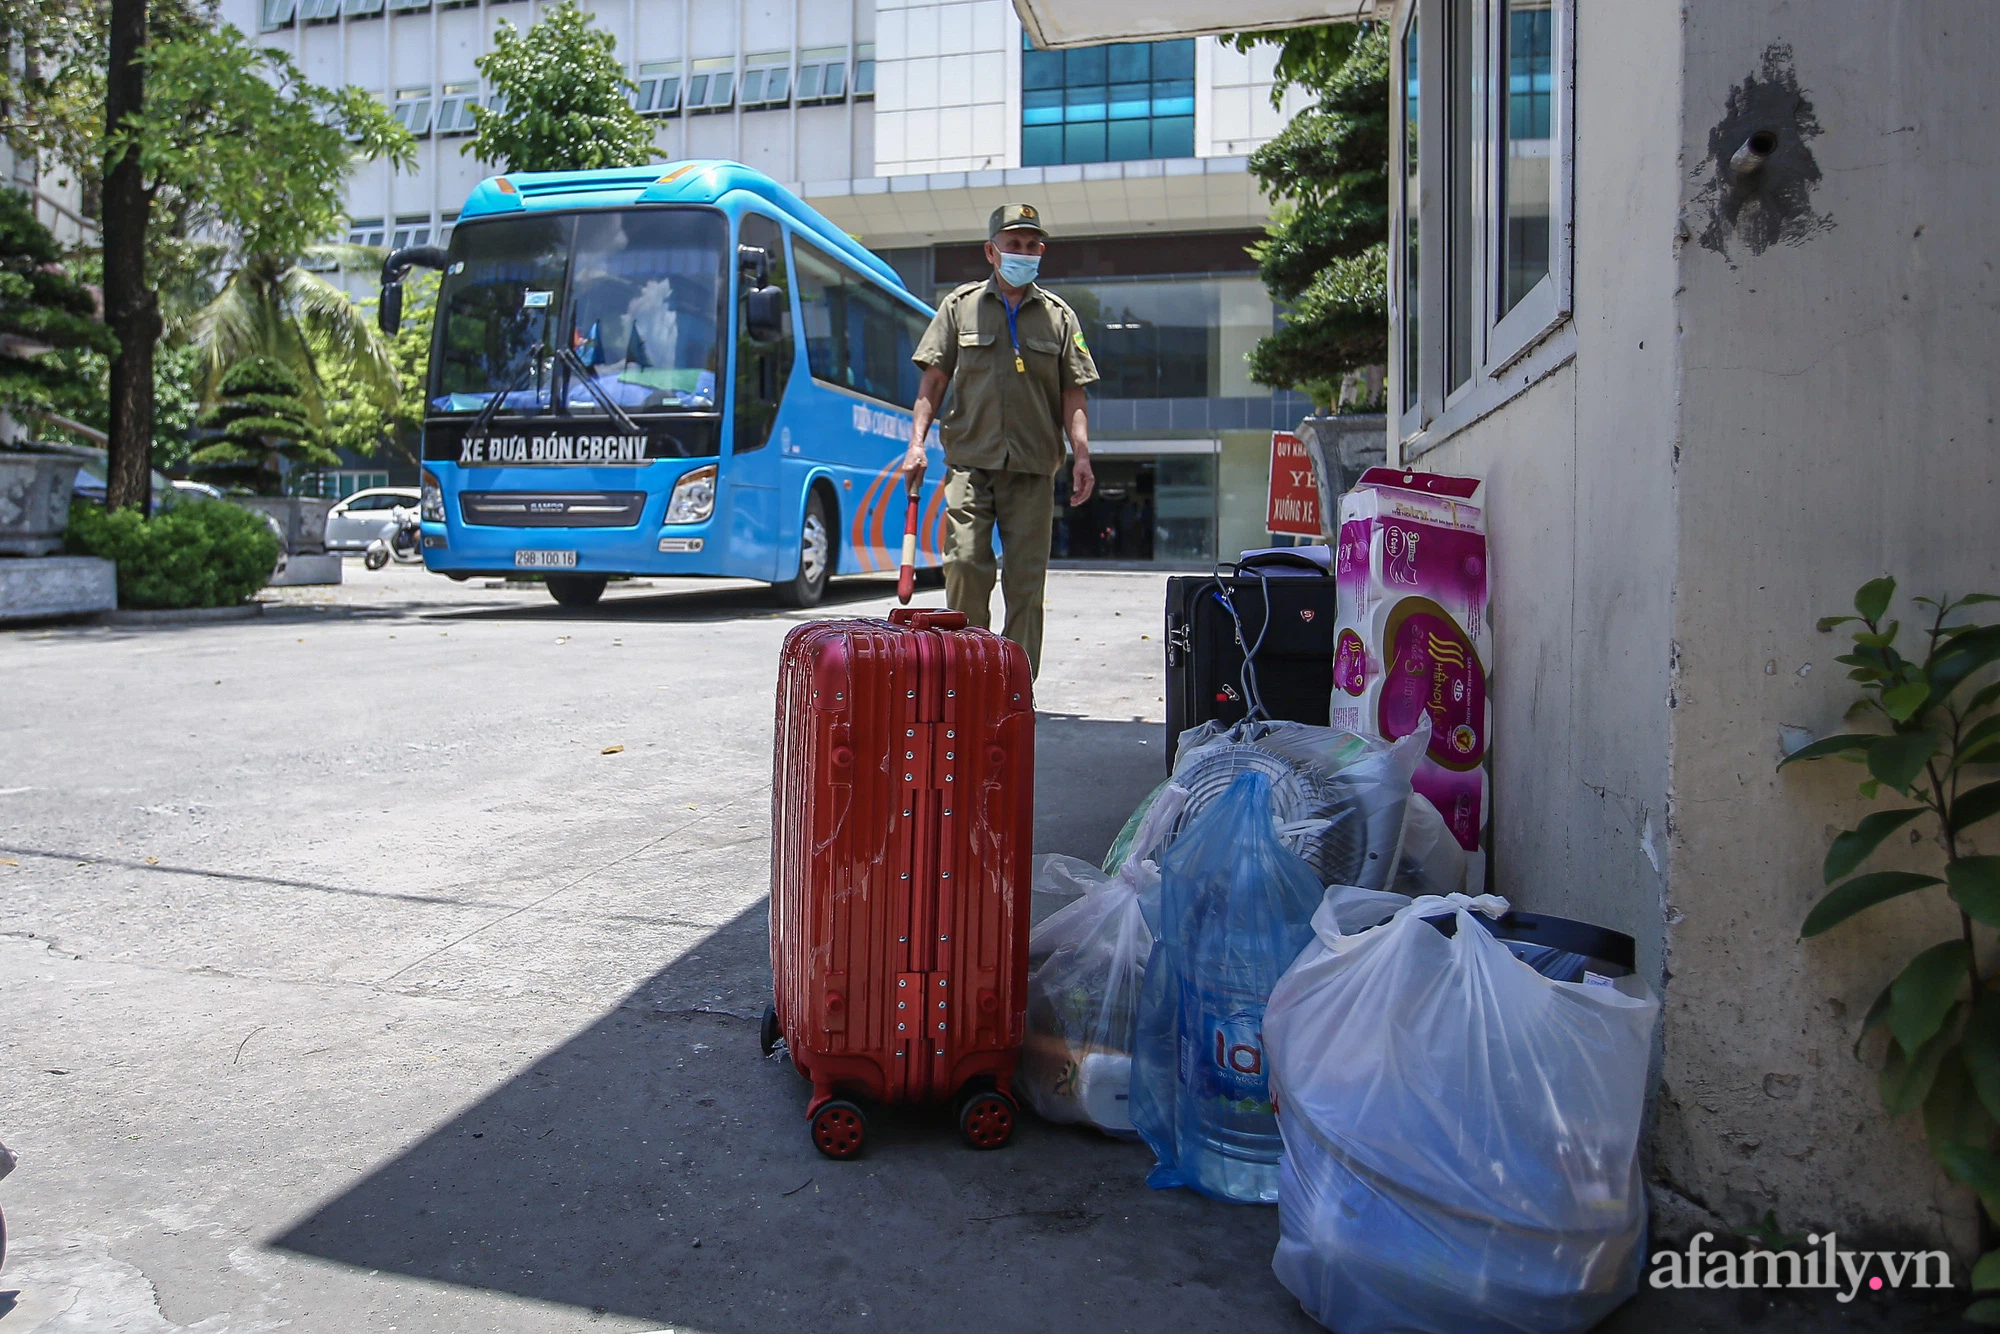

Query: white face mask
left=997, top=252, right=1041, bottom=287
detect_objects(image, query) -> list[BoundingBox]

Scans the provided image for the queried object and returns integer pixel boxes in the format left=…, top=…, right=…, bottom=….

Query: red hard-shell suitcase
left=765, top=607, right=1035, bottom=1158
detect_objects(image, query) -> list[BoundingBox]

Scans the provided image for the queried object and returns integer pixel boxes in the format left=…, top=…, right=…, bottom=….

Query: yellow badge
left=1073, top=330, right=1088, bottom=353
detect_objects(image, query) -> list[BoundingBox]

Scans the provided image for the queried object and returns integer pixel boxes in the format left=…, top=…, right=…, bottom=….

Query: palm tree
left=188, top=244, right=399, bottom=426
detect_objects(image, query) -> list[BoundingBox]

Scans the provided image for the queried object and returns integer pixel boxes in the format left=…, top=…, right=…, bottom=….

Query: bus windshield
left=430, top=208, right=729, bottom=416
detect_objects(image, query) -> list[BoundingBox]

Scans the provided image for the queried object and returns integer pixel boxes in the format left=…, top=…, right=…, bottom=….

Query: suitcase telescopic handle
left=888, top=607, right=967, bottom=631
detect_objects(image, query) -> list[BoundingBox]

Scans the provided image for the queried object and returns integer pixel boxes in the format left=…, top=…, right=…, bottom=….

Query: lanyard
left=1003, top=294, right=1025, bottom=374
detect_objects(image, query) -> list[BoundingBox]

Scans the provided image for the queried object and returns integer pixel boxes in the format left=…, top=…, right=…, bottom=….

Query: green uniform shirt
left=912, top=278, right=1099, bottom=476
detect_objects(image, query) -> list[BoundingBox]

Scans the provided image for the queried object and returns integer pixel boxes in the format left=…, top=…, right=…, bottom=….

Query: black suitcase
left=1163, top=571, right=1339, bottom=770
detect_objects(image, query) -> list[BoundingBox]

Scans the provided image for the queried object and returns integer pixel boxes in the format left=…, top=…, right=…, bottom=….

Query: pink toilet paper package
left=1331, top=468, right=1490, bottom=880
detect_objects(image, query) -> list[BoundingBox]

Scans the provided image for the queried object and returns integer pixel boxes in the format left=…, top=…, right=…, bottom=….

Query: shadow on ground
left=269, top=896, right=1311, bottom=1332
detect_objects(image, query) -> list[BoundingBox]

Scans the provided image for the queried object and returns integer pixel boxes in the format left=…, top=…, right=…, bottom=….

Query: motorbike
left=364, top=506, right=424, bottom=570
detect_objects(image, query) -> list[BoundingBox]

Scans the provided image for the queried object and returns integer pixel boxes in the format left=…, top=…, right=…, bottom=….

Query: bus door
left=725, top=211, right=795, bottom=579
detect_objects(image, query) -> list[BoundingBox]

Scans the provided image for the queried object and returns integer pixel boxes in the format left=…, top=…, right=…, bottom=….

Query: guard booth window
left=734, top=214, right=794, bottom=454
left=792, top=238, right=928, bottom=409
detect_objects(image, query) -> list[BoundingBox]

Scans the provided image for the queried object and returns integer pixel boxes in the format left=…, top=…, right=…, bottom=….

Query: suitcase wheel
left=759, top=1002, right=782, bottom=1057
left=957, top=1090, right=1017, bottom=1151
left=810, top=1100, right=868, bottom=1159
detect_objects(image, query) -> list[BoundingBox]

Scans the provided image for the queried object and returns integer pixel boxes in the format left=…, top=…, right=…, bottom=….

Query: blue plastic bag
left=1129, top=769, right=1326, bottom=1203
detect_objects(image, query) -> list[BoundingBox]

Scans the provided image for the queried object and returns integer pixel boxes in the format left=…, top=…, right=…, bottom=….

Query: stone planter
left=0, top=452, right=86, bottom=556
left=228, top=496, right=335, bottom=555
left=1295, top=413, right=1388, bottom=543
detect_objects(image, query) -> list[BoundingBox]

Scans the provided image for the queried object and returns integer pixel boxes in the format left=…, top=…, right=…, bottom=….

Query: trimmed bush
left=66, top=499, right=281, bottom=609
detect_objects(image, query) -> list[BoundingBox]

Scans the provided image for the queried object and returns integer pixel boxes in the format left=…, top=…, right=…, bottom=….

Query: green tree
left=189, top=245, right=397, bottom=418
left=190, top=354, right=334, bottom=494
left=318, top=269, right=435, bottom=470
left=468, top=0, right=660, bottom=172
left=1226, top=24, right=1388, bottom=411
left=19, top=10, right=413, bottom=509
left=0, top=183, right=118, bottom=420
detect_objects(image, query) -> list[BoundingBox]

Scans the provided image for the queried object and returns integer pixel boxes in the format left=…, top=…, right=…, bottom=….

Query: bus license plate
left=514, top=549, right=577, bottom=569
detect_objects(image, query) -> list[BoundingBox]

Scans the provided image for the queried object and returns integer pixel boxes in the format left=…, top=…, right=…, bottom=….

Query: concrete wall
left=1656, top=2, right=2000, bottom=1248
left=1391, top=0, right=1683, bottom=993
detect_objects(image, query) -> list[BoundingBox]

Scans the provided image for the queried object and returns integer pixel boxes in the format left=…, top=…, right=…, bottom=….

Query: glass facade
left=1021, top=37, right=1196, bottom=167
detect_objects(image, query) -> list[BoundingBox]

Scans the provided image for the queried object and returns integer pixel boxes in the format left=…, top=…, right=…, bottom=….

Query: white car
left=323, top=488, right=421, bottom=551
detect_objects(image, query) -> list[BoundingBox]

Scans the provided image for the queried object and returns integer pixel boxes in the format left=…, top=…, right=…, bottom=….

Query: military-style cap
left=989, top=202, right=1050, bottom=239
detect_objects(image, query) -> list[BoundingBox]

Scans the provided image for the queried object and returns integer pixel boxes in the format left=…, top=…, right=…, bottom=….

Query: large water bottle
left=1133, top=769, right=1324, bottom=1204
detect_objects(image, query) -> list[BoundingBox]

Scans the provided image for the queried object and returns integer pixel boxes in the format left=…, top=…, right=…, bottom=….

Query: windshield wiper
left=553, top=346, right=643, bottom=435
left=466, top=351, right=545, bottom=442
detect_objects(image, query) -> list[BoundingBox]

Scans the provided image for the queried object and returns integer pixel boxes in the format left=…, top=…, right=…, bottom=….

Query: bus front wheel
left=774, top=492, right=832, bottom=608
left=546, top=574, right=608, bottom=607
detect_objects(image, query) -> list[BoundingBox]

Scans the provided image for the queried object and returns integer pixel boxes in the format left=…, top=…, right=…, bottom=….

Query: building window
left=793, top=237, right=929, bottom=410
left=435, top=82, right=479, bottom=135
left=854, top=44, right=875, bottom=99
left=1021, top=37, right=1194, bottom=167
left=742, top=53, right=792, bottom=108
left=389, top=0, right=428, bottom=11
left=392, top=86, right=434, bottom=137
left=347, top=217, right=387, bottom=248
left=796, top=46, right=848, bottom=102
left=260, top=0, right=297, bottom=30
left=439, top=212, right=459, bottom=247
left=1393, top=0, right=1572, bottom=448
left=391, top=216, right=431, bottom=250
left=686, top=57, right=736, bottom=113
left=343, top=0, right=383, bottom=19
left=632, top=61, right=683, bottom=116
left=298, top=0, right=341, bottom=20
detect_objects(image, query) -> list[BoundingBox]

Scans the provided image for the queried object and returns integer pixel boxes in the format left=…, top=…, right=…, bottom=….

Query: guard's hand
left=901, top=441, right=928, bottom=491
left=1069, top=454, right=1095, bottom=506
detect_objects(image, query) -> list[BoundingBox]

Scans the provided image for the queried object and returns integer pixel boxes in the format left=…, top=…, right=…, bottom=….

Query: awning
left=1012, top=0, right=1379, bottom=50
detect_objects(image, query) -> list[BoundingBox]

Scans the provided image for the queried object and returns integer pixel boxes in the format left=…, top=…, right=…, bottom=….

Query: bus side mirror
left=379, top=281, right=403, bottom=336
left=737, top=243, right=770, bottom=287
left=744, top=285, right=789, bottom=343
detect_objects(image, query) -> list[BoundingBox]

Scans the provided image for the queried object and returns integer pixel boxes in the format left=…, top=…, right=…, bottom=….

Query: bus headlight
left=663, top=464, right=717, bottom=524
left=420, top=469, right=444, bottom=523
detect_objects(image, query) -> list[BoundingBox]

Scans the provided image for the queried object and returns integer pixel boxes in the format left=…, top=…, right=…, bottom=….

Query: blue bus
left=378, top=161, right=945, bottom=607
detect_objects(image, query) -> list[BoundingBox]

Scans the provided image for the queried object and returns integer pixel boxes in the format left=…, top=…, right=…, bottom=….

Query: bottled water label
left=1179, top=984, right=1273, bottom=1113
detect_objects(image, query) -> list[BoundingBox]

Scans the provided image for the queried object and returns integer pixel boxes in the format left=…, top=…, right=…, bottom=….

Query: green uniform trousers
left=942, top=465, right=1054, bottom=679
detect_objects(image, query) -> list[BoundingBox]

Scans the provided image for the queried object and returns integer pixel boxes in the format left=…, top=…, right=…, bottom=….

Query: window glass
left=261, top=0, right=297, bottom=28
left=1020, top=37, right=1196, bottom=166
left=1400, top=12, right=1421, bottom=413
left=734, top=214, right=795, bottom=453
left=853, top=44, right=875, bottom=97
left=430, top=210, right=728, bottom=415
left=793, top=238, right=927, bottom=409
left=1499, top=0, right=1554, bottom=314
left=1444, top=0, right=1475, bottom=392
left=1042, top=276, right=1272, bottom=399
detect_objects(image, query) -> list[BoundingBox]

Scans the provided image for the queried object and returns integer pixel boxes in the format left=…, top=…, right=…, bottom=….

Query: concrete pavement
left=0, top=561, right=1961, bottom=1332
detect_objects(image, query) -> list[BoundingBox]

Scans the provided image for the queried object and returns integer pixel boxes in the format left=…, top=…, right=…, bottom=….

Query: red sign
left=1266, top=431, right=1320, bottom=536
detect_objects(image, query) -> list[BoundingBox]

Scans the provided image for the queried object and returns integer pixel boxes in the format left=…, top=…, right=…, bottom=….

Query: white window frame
left=260, top=0, right=297, bottom=30
left=298, top=0, right=341, bottom=21
left=343, top=0, right=383, bottom=19
left=391, top=216, right=431, bottom=250
left=392, top=86, right=434, bottom=138
left=347, top=217, right=386, bottom=248
left=854, top=43, right=876, bottom=99
left=796, top=46, right=849, bottom=103
left=631, top=60, right=683, bottom=116
left=1390, top=0, right=1575, bottom=459
left=685, top=57, right=737, bottom=113
left=435, top=82, right=478, bottom=135
left=742, top=52, right=794, bottom=108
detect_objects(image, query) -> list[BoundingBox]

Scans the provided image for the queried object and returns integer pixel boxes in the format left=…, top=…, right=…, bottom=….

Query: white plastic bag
left=1265, top=893, right=1660, bottom=1334
left=1019, top=787, right=1188, bottom=1135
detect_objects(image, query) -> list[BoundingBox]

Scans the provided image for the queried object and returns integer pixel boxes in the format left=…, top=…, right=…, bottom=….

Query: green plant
left=66, top=498, right=280, bottom=609
left=190, top=355, right=335, bottom=495
left=468, top=0, right=661, bottom=173
left=1782, top=577, right=2000, bottom=1320
left=1224, top=23, right=1387, bottom=411
left=0, top=183, right=118, bottom=417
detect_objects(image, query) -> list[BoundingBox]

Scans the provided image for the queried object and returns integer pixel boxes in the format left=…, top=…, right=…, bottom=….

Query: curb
left=104, top=602, right=265, bottom=626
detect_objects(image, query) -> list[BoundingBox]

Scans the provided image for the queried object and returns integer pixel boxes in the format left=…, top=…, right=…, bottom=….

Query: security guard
left=903, top=203, right=1098, bottom=679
